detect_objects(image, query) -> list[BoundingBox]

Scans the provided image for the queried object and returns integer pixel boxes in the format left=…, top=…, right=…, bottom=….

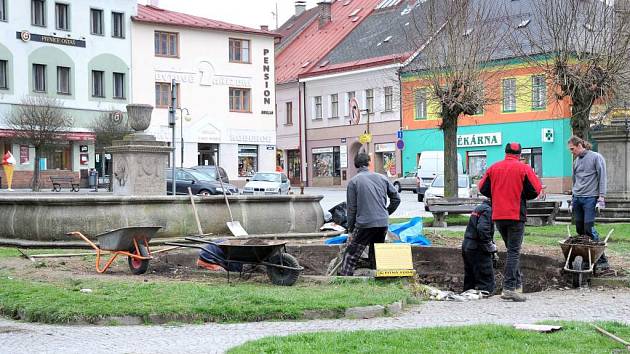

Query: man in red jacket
left=478, top=142, right=542, bottom=302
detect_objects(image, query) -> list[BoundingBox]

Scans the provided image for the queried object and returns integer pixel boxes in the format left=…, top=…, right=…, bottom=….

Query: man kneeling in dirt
left=462, top=199, right=497, bottom=294
left=339, top=152, right=400, bottom=276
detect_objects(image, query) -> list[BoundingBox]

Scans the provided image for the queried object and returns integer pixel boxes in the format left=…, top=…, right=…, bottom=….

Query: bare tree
left=91, top=110, right=131, bottom=153
left=512, top=0, right=630, bottom=139
left=403, top=0, right=506, bottom=197
left=4, top=96, right=73, bottom=191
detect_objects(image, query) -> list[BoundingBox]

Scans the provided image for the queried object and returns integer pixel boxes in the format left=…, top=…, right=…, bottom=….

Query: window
left=111, top=11, right=124, bottom=38
left=238, top=145, right=258, bottom=177
left=414, top=89, right=427, bottom=120
left=532, top=75, right=546, bottom=109
left=384, top=86, right=393, bottom=111
left=312, top=147, right=341, bottom=177
left=113, top=72, right=125, bottom=99
left=0, top=0, right=6, bottom=21
left=90, top=8, right=103, bottom=35
left=229, top=87, right=251, bottom=112
left=56, top=66, right=70, bottom=94
left=154, top=31, right=178, bottom=57
left=331, top=94, right=339, bottom=118
left=285, top=102, right=293, bottom=125
left=365, top=89, right=374, bottom=112
left=467, top=151, right=487, bottom=179
left=314, top=96, right=322, bottom=119
left=41, top=144, right=71, bottom=170
left=502, top=78, right=516, bottom=112
left=91, top=70, right=104, bottom=97
left=229, top=38, right=250, bottom=63
left=155, top=82, right=180, bottom=108
left=33, top=64, right=46, bottom=92
left=345, top=91, right=355, bottom=115
left=0, top=60, right=7, bottom=89
left=521, top=147, right=543, bottom=177
left=55, top=3, right=69, bottom=30
left=32, top=0, right=46, bottom=26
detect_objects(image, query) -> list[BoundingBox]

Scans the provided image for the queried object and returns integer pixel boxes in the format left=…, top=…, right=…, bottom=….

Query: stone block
left=386, top=301, right=403, bottom=315
left=344, top=305, right=385, bottom=319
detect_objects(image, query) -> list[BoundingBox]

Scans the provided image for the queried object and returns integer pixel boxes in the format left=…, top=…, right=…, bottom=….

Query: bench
left=526, top=200, right=560, bottom=226
left=50, top=176, right=80, bottom=192
left=426, top=197, right=486, bottom=227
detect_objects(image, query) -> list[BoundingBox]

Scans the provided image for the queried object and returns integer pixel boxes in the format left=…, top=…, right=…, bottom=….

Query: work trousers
left=572, top=196, right=608, bottom=265
left=462, top=248, right=495, bottom=294
left=339, top=227, right=387, bottom=276
left=495, top=220, right=524, bottom=291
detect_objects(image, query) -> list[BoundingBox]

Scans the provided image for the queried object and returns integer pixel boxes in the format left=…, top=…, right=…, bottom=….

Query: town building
left=131, top=4, right=278, bottom=183
left=0, top=0, right=136, bottom=188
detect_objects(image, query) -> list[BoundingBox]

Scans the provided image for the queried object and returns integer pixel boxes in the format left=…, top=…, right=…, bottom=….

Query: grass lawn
left=0, top=274, right=411, bottom=324
left=228, top=322, right=630, bottom=354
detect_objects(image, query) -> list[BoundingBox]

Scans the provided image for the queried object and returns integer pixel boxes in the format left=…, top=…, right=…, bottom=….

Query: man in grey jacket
left=339, top=153, right=401, bottom=276
left=568, top=135, right=609, bottom=269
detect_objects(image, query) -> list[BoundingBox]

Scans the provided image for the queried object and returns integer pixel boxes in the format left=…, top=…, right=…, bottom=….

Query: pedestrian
left=478, top=142, right=542, bottom=301
left=567, top=135, right=609, bottom=270
left=462, top=199, right=497, bottom=294
left=339, top=152, right=401, bottom=276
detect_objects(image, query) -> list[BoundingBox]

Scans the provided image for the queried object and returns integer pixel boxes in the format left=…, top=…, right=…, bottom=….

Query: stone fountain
left=105, top=104, right=171, bottom=196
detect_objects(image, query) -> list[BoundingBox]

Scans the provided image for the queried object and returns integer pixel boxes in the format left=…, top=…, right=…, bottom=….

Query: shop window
left=32, top=0, right=46, bottom=26
left=0, top=60, right=7, bottom=89
left=55, top=3, right=69, bottom=30
left=532, top=75, right=546, bottom=109
left=314, top=96, right=322, bottom=119
left=155, top=31, right=178, bottom=57
left=92, top=70, right=104, bottom=97
left=33, top=64, right=46, bottom=92
left=111, top=11, right=124, bottom=38
left=331, top=94, right=339, bottom=118
left=238, top=144, right=258, bottom=177
left=384, top=86, right=393, bottom=111
left=113, top=72, right=125, bottom=99
left=502, top=78, right=516, bottom=112
left=365, top=89, right=374, bottom=112
left=90, top=8, right=103, bottom=35
left=229, top=38, right=250, bottom=63
left=312, top=147, right=340, bottom=177
left=521, top=147, right=543, bottom=177
left=414, top=89, right=427, bottom=120
left=229, top=87, right=251, bottom=112
left=467, top=150, right=487, bottom=179
left=56, top=66, right=70, bottom=94
left=41, top=144, right=71, bottom=170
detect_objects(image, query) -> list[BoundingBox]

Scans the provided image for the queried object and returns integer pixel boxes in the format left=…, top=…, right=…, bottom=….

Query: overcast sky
left=140, top=0, right=319, bottom=30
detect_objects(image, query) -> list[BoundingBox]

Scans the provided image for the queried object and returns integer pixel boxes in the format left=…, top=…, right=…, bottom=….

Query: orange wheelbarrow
left=67, top=226, right=162, bottom=274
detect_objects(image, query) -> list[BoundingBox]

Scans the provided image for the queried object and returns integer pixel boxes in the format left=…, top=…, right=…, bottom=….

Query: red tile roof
left=275, top=0, right=383, bottom=84
left=275, top=6, right=319, bottom=53
left=133, top=4, right=278, bottom=37
left=300, top=52, right=412, bottom=78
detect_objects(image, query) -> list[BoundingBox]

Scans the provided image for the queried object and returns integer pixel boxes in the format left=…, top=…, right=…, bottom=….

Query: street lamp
left=178, top=108, right=191, bottom=168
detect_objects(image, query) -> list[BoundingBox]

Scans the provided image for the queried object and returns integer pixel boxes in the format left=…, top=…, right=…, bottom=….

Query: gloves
left=488, top=242, right=497, bottom=253
left=596, top=196, right=605, bottom=211
left=492, top=252, right=499, bottom=269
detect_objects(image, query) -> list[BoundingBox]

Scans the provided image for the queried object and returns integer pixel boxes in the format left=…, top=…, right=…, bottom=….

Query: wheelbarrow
left=559, top=229, right=611, bottom=288
left=67, top=226, right=162, bottom=275
left=165, top=237, right=304, bottom=286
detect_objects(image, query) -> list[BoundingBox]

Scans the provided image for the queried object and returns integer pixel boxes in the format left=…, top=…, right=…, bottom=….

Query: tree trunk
left=32, top=147, right=41, bottom=192
left=570, top=92, right=595, bottom=140
left=442, top=113, right=459, bottom=198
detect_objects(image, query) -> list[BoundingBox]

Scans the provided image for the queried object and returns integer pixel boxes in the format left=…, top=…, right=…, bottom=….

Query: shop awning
left=0, top=129, right=95, bottom=141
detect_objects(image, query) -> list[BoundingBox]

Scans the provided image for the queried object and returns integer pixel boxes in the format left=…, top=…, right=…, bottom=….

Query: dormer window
left=383, top=35, right=392, bottom=42
left=349, top=8, right=362, bottom=17
left=517, top=18, right=530, bottom=28
left=463, top=28, right=473, bottom=37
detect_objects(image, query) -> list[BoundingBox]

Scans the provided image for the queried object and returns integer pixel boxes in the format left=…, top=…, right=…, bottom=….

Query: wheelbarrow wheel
left=128, top=244, right=150, bottom=275
left=572, top=256, right=584, bottom=288
left=267, top=253, right=300, bottom=286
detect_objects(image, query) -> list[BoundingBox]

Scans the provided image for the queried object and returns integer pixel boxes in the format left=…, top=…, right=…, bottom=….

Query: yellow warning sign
left=374, top=243, right=415, bottom=278
left=359, top=133, right=372, bottom=144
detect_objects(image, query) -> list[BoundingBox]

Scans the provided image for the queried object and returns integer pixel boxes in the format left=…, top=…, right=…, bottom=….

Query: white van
left=416, top=151, right=463, bottom=202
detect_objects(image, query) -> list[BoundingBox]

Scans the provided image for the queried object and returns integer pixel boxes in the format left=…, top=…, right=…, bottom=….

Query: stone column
left=105, top=104, right=172, bottom=196
left=591, top=119, right=630, bottom=199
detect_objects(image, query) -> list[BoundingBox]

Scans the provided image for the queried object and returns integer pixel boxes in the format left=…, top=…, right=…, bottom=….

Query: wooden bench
left=50, top=176, right=80, bottom=192
left=426, top=197, right=486, bottom=227
left=526, top=200, right=560, bottom=226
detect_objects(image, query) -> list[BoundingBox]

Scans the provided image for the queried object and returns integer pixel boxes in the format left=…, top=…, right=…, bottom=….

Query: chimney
left=149, top=0, right=160, bottom=7
left=260, top=25, right=269, bottom=31
left=318, top=1, right=332, bottom=28
left=295, top=1, right=307, bottom=16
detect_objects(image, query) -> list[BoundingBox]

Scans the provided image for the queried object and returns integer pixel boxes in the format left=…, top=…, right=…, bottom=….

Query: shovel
left=217, top=169, right=248, bottom=236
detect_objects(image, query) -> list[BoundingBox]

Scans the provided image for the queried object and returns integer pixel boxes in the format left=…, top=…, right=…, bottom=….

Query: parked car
left=241, top=172, right=291, bottom=195
left=191, top=165, right=230, bottom=184
left=423, top=174, right=475, bottom=211
left=393, top=172, right=418, bottom=193
left=165, top=168, right=238, bottom=196
left=416, top=151, right=463, bottom=202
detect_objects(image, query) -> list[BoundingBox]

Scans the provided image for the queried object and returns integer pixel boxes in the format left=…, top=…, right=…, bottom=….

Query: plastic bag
left=328, top=202, right=348, bottom=229
left=388, top=217, right=431, bottom=246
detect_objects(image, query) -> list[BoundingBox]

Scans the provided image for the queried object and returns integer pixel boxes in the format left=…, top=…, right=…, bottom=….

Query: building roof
left=275, top=0, right=383, bottom=84
left=275, top=6, right=320, bottom=53
left=300, top=52, right=411, bottom=79
left=133, top=4, right=278, bottom=37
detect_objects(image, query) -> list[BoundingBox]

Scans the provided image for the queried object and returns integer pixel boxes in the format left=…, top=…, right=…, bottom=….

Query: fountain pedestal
left=591, top=119, right=630, bottom=200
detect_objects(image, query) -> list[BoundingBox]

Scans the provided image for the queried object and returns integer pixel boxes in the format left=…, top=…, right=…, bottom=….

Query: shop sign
left=17, top=31, right=86, bottom=48
left=457, top=132, right=501, bottom=147
left=266, top=145, right=275, bottom=150
left=312, top=147, right=333, bottom=154
left=228, top=129, right=274, bottom=144
left=340, top=145, right=348, bottom=168
left=263, top=49, right=272, bottom=105
left=359, top=133, right=372, bottom=144
left=375, top=143, right=396, bottom=153
left=542, top=128, right=554, bottom=142
left=80, top=145, right=88, bottom=152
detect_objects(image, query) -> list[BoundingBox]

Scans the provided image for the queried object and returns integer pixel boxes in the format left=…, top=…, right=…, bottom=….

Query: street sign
left=397, top=130, right=403, bottom=139
left=396, top=139, right=405, bottom=150
left=374, top=244, right=416, bottom=277
left=349, top=97, right=360, bottom=125
left=359, top=133, right=372, bottom=144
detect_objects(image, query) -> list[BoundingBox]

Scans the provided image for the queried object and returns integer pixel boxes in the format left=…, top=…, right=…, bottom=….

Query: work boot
left=515, top=286, right=523, bottom=294
left=501, top=289, right=526, bottom=302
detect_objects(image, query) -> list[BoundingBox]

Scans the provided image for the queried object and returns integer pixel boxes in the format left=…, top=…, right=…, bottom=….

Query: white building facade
left=0, top=0, right=135, bottom=188
left=131, top=5, right=277, bottom=184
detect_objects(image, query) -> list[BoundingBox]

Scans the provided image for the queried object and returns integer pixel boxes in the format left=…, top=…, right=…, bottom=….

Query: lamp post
left=168, top=79, right=177, bottom=196
left=178, top=107, right=191, bottom=168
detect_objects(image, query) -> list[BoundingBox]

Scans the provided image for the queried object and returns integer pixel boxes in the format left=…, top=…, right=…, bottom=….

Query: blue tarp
left=324, top=217, right=431, bottom=246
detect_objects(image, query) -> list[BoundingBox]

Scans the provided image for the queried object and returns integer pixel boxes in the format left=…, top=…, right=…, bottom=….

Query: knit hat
left=505, top=142, right=522, bottom=155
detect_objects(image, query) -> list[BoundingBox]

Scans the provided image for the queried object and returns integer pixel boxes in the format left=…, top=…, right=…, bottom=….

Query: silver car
left=241, top=172, right=291, bottom=195
left=393, top=171, right=418, bottom=193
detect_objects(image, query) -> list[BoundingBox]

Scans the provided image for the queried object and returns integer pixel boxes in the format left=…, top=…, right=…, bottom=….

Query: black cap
left=505, top=142, right=522, bottom=155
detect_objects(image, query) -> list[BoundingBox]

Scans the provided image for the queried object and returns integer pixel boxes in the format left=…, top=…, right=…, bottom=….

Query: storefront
left=374, top=142, right=397, bottom=177
left=311, top=147, right=341, bottom=186
left=401, top=118, right=573, bottom=193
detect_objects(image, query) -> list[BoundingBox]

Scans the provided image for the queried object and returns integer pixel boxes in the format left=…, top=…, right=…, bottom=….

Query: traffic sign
left=397, top=130, right=403, bottom=139
left=396, top=139, right=405, bottom=150
left=349, top=97, right=360, bottom=125
left=359, top=133, right=372, bottom=144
